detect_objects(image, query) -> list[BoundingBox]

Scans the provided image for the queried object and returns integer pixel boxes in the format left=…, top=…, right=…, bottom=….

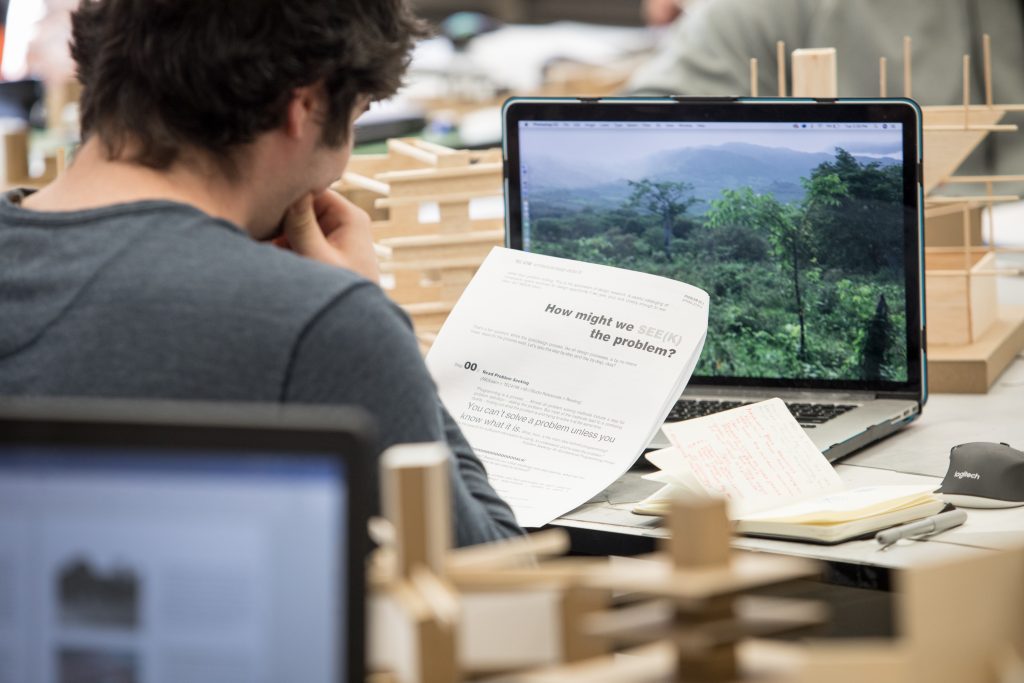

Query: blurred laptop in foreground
left=0, top=399, right=375, bottom=683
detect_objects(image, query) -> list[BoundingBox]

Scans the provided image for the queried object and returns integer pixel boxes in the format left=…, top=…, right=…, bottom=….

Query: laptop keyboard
left=667, top=399, right=856, bottom=427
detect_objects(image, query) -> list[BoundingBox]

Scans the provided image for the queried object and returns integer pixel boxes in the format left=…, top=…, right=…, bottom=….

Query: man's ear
left=284, top=85, right=319, bottom=140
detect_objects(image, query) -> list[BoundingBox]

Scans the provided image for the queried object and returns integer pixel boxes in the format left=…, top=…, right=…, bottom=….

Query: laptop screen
left=0, top=403, right=373, bottom=683
left=505, top=99, right=923, bottom=395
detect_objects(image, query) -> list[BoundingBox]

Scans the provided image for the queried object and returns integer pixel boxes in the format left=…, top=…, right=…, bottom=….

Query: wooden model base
left=928, top=305, right=1024, bottom=393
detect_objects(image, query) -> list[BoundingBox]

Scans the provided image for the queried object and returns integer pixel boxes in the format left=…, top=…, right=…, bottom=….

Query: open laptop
left=503, top=97, right=926, bottom=462
left=0, top=398, right=376, bottom=683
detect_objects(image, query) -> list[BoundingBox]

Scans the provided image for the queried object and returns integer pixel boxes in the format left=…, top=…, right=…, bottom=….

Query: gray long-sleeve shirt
left=0, top=190, right=522, bottom=547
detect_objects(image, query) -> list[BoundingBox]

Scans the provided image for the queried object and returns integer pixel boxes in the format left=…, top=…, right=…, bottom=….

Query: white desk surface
left=554, top=352, right=1024, bottom=570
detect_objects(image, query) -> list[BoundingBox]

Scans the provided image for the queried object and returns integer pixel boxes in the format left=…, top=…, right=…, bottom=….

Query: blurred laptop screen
left=0, top=445, right=349, bottom=683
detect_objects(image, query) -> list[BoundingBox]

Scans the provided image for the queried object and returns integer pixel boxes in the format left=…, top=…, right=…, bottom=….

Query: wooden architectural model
left=368, top=445, right=1024, bottom=682
left=368, top=444, right=824, bottom=683
left=335, top=138, right=504, bottom=351
left=777, top=37, right=1024, bottom=392
left=3, top=129, right=64, bottom=189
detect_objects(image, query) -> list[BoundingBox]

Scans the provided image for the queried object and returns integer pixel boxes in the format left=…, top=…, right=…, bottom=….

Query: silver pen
left=875, top=508, right=968, bottom=549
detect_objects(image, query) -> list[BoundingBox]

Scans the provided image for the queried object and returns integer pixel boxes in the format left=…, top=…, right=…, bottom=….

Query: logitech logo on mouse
left=954, top=470, right=981, bottom=480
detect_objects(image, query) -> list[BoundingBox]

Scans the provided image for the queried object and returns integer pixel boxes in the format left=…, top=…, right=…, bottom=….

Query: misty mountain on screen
left=524, top=142, right=899, bottom=213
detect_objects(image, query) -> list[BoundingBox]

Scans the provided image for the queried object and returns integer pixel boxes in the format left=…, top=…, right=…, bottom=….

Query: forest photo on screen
left=520, top=124, right=909, bottom=383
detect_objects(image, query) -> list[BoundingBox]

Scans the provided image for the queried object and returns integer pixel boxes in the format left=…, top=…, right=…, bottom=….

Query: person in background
left=0, top=0, right=522, bottom=546
left=627, top=0, right=1024, bottom=180
left=643, top=0, right=684, bottom=26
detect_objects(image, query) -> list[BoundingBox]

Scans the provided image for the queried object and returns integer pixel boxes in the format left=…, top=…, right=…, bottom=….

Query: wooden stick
left=983, top=33, right=994, bottom=107
left=381, top=443, right=452, bottom=577
left=925, top=103, right=1024, bottom=112
left=928, top=268, right=1024, bottom=277
left=342, top=171, right=389, bottom=195
left=926, top=245, right=993, bottom=254
left=879, top=57, right=887, bottom=97
left=903, top=36, right=912, bottom=98
left=925, top=195, right=1019, bottom=204
left=924, top=124, right=1018, bottom=132
left=986, top=179, right=995, bottom=248
left=777, top=41, right=787, bottom=96
left=750, top=58, right=759, bottom=97
left=962, top=205, right=972, bottom=273
left=928, top=245, right=1024, bottom=255
left=941, top=174, right=1024, bottom=184
left=963, top=54, right=971, bottom=129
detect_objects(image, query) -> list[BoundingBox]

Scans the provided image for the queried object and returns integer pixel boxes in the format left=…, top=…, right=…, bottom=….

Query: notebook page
left=655, top=398, right=843, bottom=518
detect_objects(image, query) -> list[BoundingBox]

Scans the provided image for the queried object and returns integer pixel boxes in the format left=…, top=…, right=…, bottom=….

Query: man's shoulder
left=72, top=201, right=388, bottom=326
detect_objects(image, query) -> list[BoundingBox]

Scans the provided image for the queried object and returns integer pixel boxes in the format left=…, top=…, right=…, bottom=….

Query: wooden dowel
left=924, top=124, right=1018, bottom=132
left=961, top=205, right=972, bottom=273
left=342, top=171, right=390, bottom=195
left=963, top=54, right=971, bottom=129
left=983, top=33, right=994, bottom=106
left=925, top=195, right=1019, bottom=204
left=750, top=58, right=759, bottom=97
left=925, top=103, right=1024, bottom=112
left=986, top=179, right=995, bottom=247
left=879, top=57, right=887, bottom=97
left=964, top=211, right=975, bottom=330
left=940, top=174, right=1024, bottom=184
left=928, top=245, right=1024, bottom=255
left=928, top=269, right=1024, bottom=277
left=777, top=41, right=786, bottom=96
left=903, top=36, right=912, bottom=98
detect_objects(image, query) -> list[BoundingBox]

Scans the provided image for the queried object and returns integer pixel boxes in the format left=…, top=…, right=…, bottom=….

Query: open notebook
left=634, top=398, right=943, bottom=544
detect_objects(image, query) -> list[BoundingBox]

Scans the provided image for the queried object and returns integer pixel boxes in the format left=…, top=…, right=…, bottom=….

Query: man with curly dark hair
left=0, top=0, right=522, bottom=546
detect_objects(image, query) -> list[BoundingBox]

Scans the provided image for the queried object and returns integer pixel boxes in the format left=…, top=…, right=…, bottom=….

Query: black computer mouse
left=936, top=441, right=1024, bottom=508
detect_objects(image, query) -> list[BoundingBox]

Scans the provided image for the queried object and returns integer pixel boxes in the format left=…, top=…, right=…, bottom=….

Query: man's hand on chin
left=274, top=189, right=380, bottom=284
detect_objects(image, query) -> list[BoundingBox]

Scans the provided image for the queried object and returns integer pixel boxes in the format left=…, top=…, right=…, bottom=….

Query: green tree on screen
left=626, top=179, right=697, bottom=260
left=706, top=187, right=820, bottom=359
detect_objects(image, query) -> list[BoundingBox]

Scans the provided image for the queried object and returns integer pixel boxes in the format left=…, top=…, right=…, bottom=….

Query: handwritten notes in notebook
left=649, top=398, right=844, bottom=519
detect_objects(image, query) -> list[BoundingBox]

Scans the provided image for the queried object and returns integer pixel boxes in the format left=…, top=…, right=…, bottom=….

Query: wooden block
left=4, top=129, right=30, bottom=184
left=896, top=546, right=1024, bottom=683
left=561, top=585, right=612, bottom=662
left=379, top=163, right=502, bottom=199
left=928, top=305, right=1024, bottom=393
left=378, top=229, right=501, bottom=262
left=790, top=48, right=837, bottom=98
left=381, top=443, right=453, bottom=577
left=667, top=497, right=732, bottom=571
left=925, top=250, right=998, bottom=345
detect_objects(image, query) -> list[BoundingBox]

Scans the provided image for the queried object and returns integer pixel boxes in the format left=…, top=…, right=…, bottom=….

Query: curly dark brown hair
left=70, top=0, right=427, bottom=171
